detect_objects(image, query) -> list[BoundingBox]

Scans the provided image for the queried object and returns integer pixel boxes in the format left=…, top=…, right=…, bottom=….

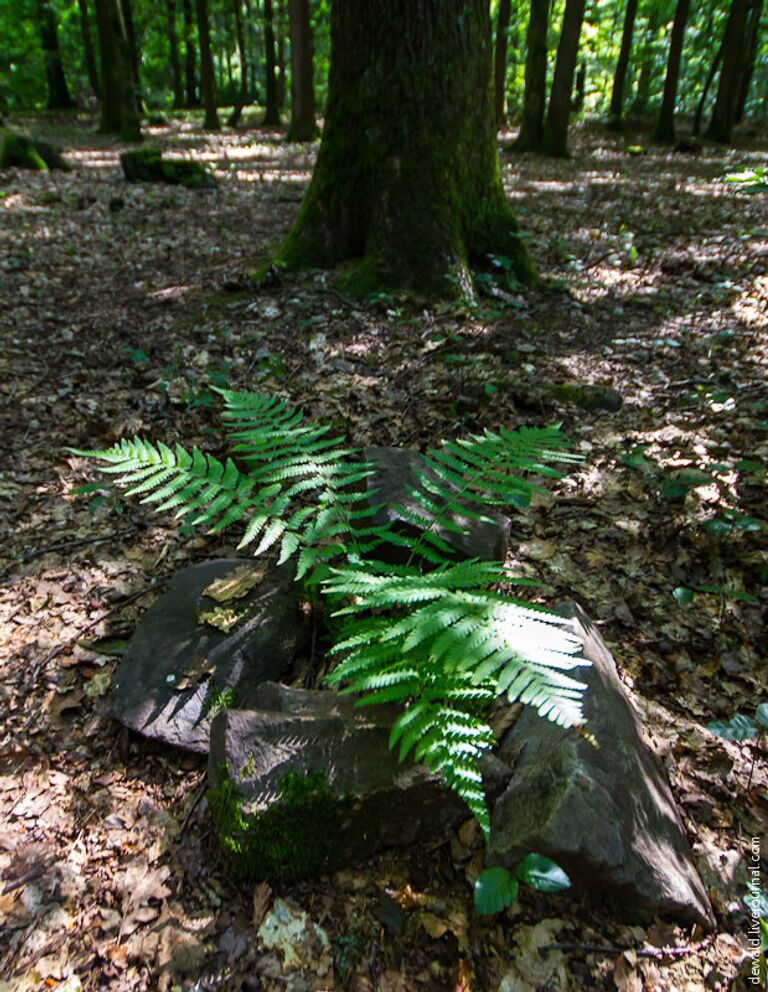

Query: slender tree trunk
left=196, top=0, right=220, bottom=128
left=121, top=0, right=142, bottom=112
left=94, top=0, right=141, bottom=140
left=652, top=0, right=690, bottom=143
left=541, top=0, right=586, bottom=157
left=607, top=0, right=639, bottom=129
left=706, top=0, right=749, bottom=142
left=630, top=1, right=661, bottom=116
left=36, top=0, right=75, bottom=109
left=693, top=35, right=723, bottom=137
left=278, top=0, right=536, bottom=299
left=514, top=0, right=548, bottom=150
left=229, top=0, right=250, bottom=125
left=276, top=0, right=287, bottom=110
left=167, top=0, right=184, bottom=107
left=77, top=0, right=100, bottom=95
left=182, top=0, right=199, bottom=106
left=286, top=0, right=316, bottom=140
left=263, top=0, right=280, bottom=124
left=735, top=0, right=763, bottom=122
left=494, top=0, right=512, bottom=128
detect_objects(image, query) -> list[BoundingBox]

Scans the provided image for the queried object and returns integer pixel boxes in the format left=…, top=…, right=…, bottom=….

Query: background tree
left=706, top=0, right=749, bottom=142
left=653, top=0, right=690, bottom=143
left=76, top=0, right=100, bottom=96
left=494, top=0, right=512, bottom=128
left=263, top=0, right=280, bottom=124
left=94, top=0, right=140, bottom=140
left=36, top=0, right=75, bottom=109
left=182, top=0, right=199, bottom=106
left=286, top=0, right=316, bottom=140
left=228, top=0, right=249, bottom=125
left=735, top=0, right=763, bottom=122
left=514, top=0, right=549, bottom=151
left=629, top=0, right=662, bottom=117
left=541, top=0, right=586, bottom=157
left=166, top=0, right=184, bottom=108
left=278, top=0, right=535, bottom=299
left=607, top=0, right=639, bottom=130
left=195, top=0, right=220, bottom=128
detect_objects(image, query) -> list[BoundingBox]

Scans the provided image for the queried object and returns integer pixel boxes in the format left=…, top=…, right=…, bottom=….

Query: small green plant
left=474, top=854, right=571, bottom=915
left=724, top=166, right=768, bottom=194
left=67, top=390, right=588, bottom=838
left=708, top=704, right=767, bottom=790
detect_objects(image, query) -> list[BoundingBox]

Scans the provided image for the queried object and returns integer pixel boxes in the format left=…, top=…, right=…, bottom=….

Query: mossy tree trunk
left=494, top=0, right=511, bottom=129
left=706, top=0, right=749, bottom=142
left=77, top=0, right=100, bottom=96
left=541, top=0, right=586, bottom=157
left=36, top=0, right=75, bottom=110
left=652, top=0, right=690, bottom=143
left=514, top=0, right=549, bottom=151
left=94, top=0, right=141, bottom=141
left=286, top=0, right=316, bottom=140
left=195, top=0, right=220, bottom=128
left=263, top=0, right=280, bottom=124
left=607, top=0, right=638, bottom=130
left=278, top=0, right=536, bottom=299
left=182, top=0, right=199, bottom=106
left=122, top=0, right=142, bottom=112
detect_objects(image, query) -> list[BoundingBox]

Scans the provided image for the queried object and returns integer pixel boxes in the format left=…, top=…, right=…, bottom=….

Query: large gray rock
left=112, top=560, right=308, bottom=751
left=488, top=603, right=715, bottom=929
left=209, top=683, right=482, bottom=863
left=363, top=446, right=510, bottom=563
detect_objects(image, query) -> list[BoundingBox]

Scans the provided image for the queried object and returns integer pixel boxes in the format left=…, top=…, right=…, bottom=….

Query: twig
left=542, top=940, right=711, bottom=959
left=180, top=776, right=208, bottom=833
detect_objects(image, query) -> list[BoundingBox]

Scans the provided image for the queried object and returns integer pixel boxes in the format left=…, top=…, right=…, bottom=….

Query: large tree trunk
left=36, top=0, right=75, bottom=110
left=167, top=0, right=184, bottom=108
left=652, top=0, right=690, bottom=143
left=286, top=0, right=316, bottom=140
left=513, top=0, right=548, bottom=151
left=94, top=0, right=141, bottom=140
left=706, top=0, right=749, bottom=143
left=735, top=0, right=763, bottom=122
left=629, top=1, right=661, bottom=116
left=229, top=0, right=250, bottom=126
left=77, top=0, right=100, bottom=96
left=494, top=0, right=512, bottom=129
left=541, top=0, right=586, bottom=157
left=278, top=0, right=536, bottom=299
left=607, top=0, right=638, bottom=130
left=182, top=0, right=199, bottom=106
left=263, top=0, right=280, bottom=124
left=195, top=0, right=220, bottom=129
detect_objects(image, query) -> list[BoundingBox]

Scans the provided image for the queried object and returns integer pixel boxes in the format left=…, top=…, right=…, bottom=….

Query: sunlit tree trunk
left=286, top=0, right=316, bottom=140
left=36, top=0, right=75, bottom=110
left=182, top=0, right=199, bottom=106
left=653, top=0, right=690, bottom=143
left=494, top=0, right=512, bottom=128
left=263, top=0, right=280, bottom=124
left=514, top=0, right=548, bottom=150
left=196, top=0, right=220, bottom=128
left=167, top=0, right=184, bottom=108
left=706, top=0, right=749, bottom=142
left=607, top=0, right=638, bottom=130
left=735, top=0, right=763, bottom=123
left=95, top=0, right=141, bottom=140
left=278, top=0, right=536, bottom=299
left=77, top=0, right=100, bottom=96
left=541, top=0, right=586, bottom=157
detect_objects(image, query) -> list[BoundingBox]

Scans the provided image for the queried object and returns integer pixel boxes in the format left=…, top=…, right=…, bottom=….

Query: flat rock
left=112, top=560, right=308, bottom=752
left=488, top=603, right=715, bottom=929
left=363, top=445, right=510, bottom=562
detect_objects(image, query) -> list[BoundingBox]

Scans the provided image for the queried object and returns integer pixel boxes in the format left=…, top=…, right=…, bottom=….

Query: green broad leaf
left=755, top=703, right=768, bottom=728
left=673, top=586, right=694, bottom=606
left=77, top=636, right=129, bottom=656
left=621, top=446, right=654, bottom=472
left=708, top=714, right=758, bottom=741
left=71, top=482, right=109, bottom=495
left=660, top=478, right=691, bottom=502
left=702, top=517, right=734, bottom=535
left=473, top=867, right=520, bottom=915
left=736, top=459, right=764, bottom=475
left=516, top=853, right=571, bottom=893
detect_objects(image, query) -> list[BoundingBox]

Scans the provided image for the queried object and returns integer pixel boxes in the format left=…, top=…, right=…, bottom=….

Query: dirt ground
left=1, top=114, right=767, bottom=992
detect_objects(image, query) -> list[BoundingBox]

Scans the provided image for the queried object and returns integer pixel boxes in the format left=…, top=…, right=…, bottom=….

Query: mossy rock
left=0, top=129, right=71, bottom=171
left=120, top=147, right=217, bottom=189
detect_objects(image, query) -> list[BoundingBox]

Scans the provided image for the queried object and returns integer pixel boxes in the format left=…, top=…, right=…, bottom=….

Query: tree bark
left=195, top=0, right=220, bottom=129
left=706, top=0, right=749, bottom=143
left=121, top=0, right=142, bottom=112
left=167, top=0, right=184, bottom=108
left=607, top=0, right=639, bottom=130
left=735, top=0, right=763, bottom=123
left=263, top=0, right=280, bottom=124
left=494, top=0, right=512, bottom=129
left=182, top=0, right=199, bottom=106
left=693, top=34, right=723, bottom=137
left=541, top=0, right=586, bottom=157
left=629, top=0, right=661, bottom=116
left=286, top=0, right=316, bottom=140
left=652, top=0, right=690, bottom=143
left=94, top=0, right=141, bottom=140
left=36, top=0, right=75, bottom=110
left=276, top=0, right=287, bottom=110
left=77, top=0, right=100, bottom=95
left=278, top=0, right=536, bottom=299
left=514, top=0, right=548, bottom=151
left=229, top=0, right=250, bottom=125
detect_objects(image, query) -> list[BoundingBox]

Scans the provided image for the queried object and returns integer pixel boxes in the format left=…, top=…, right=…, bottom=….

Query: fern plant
left=68, top=388, right=588, bottom=838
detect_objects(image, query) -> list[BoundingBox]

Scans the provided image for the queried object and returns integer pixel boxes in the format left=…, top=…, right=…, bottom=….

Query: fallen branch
left=543, top=939, right=712, bottom=959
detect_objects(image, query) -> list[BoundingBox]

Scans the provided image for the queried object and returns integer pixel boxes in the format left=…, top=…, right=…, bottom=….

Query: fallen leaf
left=202, top=565, right=266, bottom=603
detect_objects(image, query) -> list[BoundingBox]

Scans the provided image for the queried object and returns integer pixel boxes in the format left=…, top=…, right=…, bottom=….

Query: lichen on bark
left=275, top=0, right=536, bottom=301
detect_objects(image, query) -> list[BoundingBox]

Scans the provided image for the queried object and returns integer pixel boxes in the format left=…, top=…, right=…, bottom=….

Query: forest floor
left=0, top=113, right=767, bottom=992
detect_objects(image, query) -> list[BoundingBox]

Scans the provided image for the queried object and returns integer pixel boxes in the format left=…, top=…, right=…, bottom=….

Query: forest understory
left=1, top=115, right=767, bottom=992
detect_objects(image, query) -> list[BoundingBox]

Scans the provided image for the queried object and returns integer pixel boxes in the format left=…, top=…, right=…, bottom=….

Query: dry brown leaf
left=613, top=952, right=642, bottom=992
left=420, top=911, right=448, bottom=939
left=202, top=564, right=266, bottom=603
left=252, top=880, right=272, bottom=929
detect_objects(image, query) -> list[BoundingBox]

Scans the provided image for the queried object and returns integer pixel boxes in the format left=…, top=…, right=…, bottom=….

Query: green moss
left=209, top=768, right=347, bottom=881
left=0, top=130, right=70, bottom=172
left=120, top=147, right=216, bottom=189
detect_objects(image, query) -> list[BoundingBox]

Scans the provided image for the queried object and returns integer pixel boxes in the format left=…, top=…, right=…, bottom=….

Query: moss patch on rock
left=120, top=147, right=217, bottom=189
left=0, top=130, right=70, bottom=171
